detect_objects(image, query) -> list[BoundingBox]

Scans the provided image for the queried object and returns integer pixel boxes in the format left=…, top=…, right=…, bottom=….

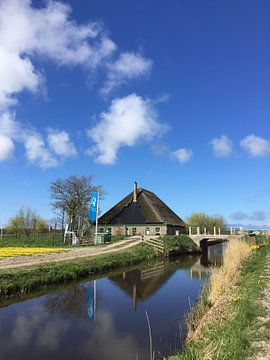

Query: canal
left=0, top=243, right=225, bottom=360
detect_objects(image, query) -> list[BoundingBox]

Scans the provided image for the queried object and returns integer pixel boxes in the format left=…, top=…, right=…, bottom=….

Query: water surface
left=0, top=244, right=224, bottom=360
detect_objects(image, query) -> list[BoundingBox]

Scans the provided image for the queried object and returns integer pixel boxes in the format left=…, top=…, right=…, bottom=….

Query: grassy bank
left=162, top=235, right=200, bottom=255
left=0, top=243, right=156, bottom=299
left=171, top=240, right=270, bottom=360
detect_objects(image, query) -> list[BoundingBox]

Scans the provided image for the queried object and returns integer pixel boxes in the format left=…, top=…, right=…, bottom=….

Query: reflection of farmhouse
left=98, top=182, right=185, bottom=236
left=110, top=263, right=176, bottom=308
left=110, top=256, right=200, bottom=308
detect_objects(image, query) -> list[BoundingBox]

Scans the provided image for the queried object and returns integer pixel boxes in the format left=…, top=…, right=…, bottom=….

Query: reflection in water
left=87, top=280, right=96, bottom=321
left=109, top=258, right=195, bottom=309
left=0, top=244, right=224, bottom=360
left=190, top=242, right=226, bottom=280
left=44, top=285, right=88, bottom=318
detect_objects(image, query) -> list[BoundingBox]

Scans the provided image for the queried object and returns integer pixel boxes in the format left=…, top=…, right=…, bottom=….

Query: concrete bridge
left=188, top=226, right=244, bottom=248
left=189, top=234, right=231, bottom=248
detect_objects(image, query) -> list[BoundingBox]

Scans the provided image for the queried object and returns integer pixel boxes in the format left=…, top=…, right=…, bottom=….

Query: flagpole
left=95, top=190, right=99, bottom=245
left=0, top=214, right=3, bottom=239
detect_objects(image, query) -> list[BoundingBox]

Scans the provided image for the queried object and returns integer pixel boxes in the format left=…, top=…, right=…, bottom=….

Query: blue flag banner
left=89, top=191, right=98, bottom=221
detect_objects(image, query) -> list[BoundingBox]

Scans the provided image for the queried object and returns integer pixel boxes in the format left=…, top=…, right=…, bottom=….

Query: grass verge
left=162, top=235, right=200, bottom=255
left=171, top=240, right=270, bottom=360
left=0, top=243, right=156, bottom=299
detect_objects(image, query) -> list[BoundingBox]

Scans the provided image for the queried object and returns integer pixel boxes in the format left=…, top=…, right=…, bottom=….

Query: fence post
left=197, top=226, right=200, bottom=235
left=213, top=226, right=216, bottom=236
left=189, top=226, right=192, bottom=236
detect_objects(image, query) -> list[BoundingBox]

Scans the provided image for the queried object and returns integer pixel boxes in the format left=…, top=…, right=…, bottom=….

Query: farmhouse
left=98, top=182, right=185, bottom=236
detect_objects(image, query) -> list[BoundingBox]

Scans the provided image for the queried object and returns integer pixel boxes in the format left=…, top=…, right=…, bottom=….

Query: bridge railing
left=188, top=227, right=243, bottom=236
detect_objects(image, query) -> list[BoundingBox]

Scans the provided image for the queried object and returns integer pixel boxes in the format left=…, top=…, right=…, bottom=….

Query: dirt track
left=0, top=237, right=142, bottom=270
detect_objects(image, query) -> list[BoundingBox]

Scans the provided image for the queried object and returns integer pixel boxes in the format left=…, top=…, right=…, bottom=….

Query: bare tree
left=50, top=175, right=103, bottom=231
left=7, top=207, right=49, bottom=236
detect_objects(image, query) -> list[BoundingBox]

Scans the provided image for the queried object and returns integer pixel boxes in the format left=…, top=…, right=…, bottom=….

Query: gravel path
left=0, top=237, right=142, bottom=270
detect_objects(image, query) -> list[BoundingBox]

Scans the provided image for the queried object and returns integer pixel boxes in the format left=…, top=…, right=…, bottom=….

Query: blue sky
left=0, top=0, right=270, bottom=228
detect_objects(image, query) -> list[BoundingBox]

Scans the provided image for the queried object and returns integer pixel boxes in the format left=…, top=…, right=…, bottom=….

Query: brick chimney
left=133, top=181, right=137, bottom=202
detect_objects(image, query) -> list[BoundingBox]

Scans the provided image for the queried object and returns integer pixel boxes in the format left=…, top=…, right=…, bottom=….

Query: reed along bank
left=171, top=238, right=270, bottom=360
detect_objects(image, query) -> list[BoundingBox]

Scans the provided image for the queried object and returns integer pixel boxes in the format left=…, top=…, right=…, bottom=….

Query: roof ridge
left=98, top=186, right=185, bottom=226
left=140, top=191, right=163, bottom=222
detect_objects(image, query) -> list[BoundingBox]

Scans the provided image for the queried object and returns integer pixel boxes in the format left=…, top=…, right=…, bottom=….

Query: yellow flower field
left=250, top=245, right=260, bottom=251
left=0, top=247, right=68, bottom=258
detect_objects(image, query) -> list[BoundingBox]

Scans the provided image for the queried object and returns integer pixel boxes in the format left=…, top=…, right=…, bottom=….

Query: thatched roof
left=99, top=187, right=185, bottom=226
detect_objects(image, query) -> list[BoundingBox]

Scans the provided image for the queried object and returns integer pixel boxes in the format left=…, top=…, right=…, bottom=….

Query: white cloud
left=87, top=93, right=166, bottom=164
left=24, top=133, right=59, bottom=169
left=231, top=210, right=267, bottom=222
left=101, top=52, right=152, bottom=95
left=0, top=0, right=117, bottom=108
left=240, top=134, right=270, bottom=157
left=0, top=48, right=41, bottom=108
left=0, top=0, right=155, bottom=168
left=0, top=111, right=21, bottom=138
left=0, top=0, right=153, bottom=107
left=0, top=134, right=15, bottom=161
left=210, top=135, right=233, bottom=157
left=47, top=130, right=77, bottom=157
left=0, top=111, right=76, bottom=168
left=170, top=148, right=193, bottom=164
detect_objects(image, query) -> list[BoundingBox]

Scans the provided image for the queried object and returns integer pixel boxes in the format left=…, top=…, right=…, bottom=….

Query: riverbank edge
left=170, top=244, right=270, bottom=360
left=0, top=236, right=200, bottom=299
left=0, top=243, right=159, bottom=299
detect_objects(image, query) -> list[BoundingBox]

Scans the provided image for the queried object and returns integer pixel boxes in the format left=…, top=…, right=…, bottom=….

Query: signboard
left=89, top=191, right=98, bottom=221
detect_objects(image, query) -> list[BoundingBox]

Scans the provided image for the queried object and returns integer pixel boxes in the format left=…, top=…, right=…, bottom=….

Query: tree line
left=186, top=212, right=227, bottom=232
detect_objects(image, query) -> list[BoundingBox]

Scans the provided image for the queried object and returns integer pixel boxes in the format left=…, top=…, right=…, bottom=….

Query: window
left=145, top=227, right=150, bottom=235
left=155, top=227, right=161, bottom=236
left=99, top=228, right=105, bottom=233
left=132, top=227, right=137, bottom=236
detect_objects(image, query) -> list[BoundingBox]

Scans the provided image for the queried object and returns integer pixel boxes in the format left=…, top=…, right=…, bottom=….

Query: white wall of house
left=98, top=224, right=185, bottom=237
left=98, top=225, right=167, bottom=236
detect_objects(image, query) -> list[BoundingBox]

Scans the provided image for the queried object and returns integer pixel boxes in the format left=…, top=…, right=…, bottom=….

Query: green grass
left=0, top=243, right=157, bottom=299
left=0, top=234, right=64, bottom=247
left=161, top=235, right=200, bottom=255
left=111, top=235, right=126, bottom=242
left=0, top=234, right=130, bottom=247
left=171, top=245, right=270, bottom=360
left=255, top=235, right=270, bottom=246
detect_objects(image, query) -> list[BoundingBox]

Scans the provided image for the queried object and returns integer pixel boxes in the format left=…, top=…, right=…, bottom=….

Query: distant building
left=98, top=182, right=185, bottom=236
